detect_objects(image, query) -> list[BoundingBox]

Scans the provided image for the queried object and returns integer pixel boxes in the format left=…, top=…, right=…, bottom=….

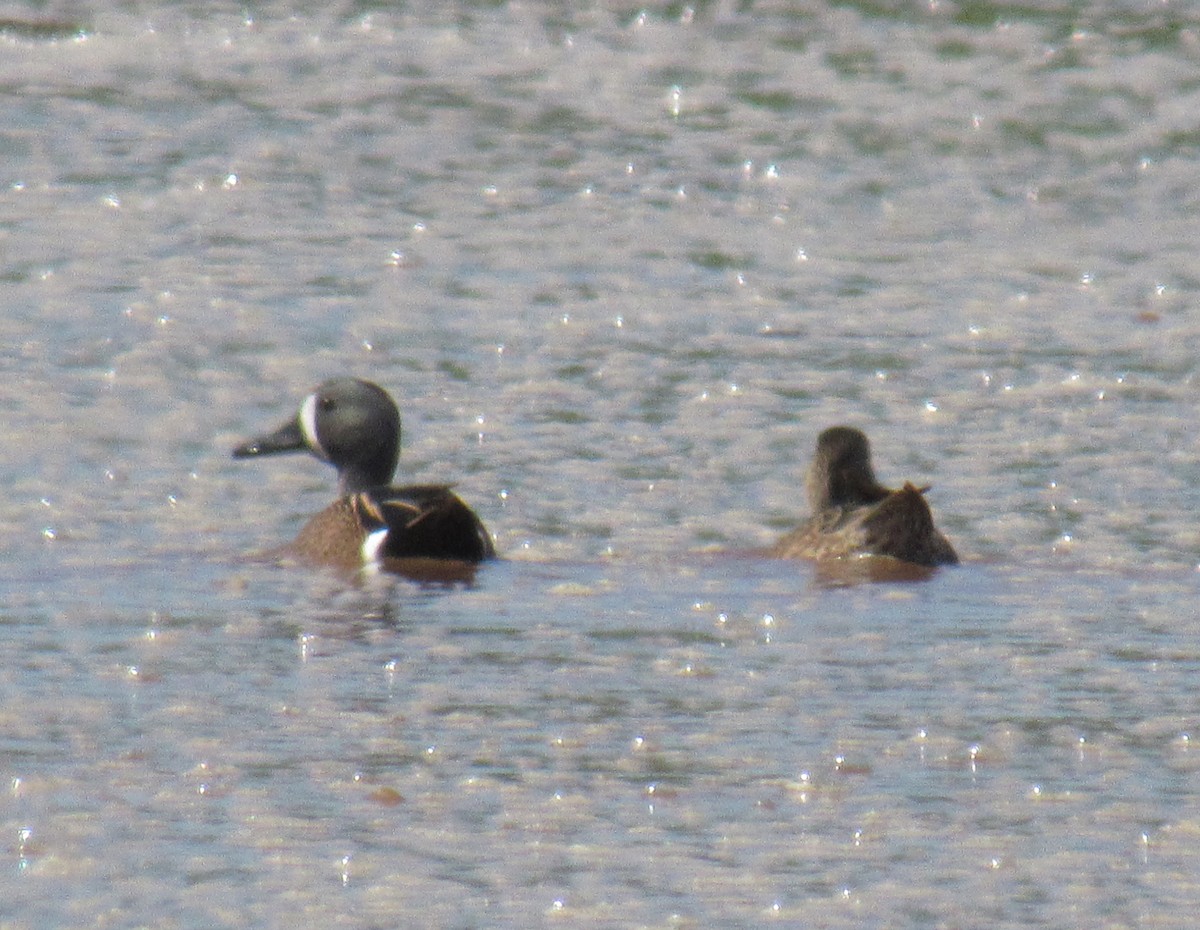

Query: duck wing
left=859, top=483, right=958, bottom=566
left=359, top=485, right=495, bottom=563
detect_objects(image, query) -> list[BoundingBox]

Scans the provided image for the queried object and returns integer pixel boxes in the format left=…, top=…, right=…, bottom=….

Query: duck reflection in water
left=770, top=426, right=958, bottom=572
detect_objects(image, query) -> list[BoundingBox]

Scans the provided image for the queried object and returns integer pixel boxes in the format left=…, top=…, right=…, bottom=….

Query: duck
left=769, top=426, right=958, bottom=567
left=233, top=377, right=495, bottom=572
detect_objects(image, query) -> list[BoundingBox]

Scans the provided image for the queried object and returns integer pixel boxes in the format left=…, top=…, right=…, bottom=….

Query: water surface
left=3, top=2, right=1200, bottom=926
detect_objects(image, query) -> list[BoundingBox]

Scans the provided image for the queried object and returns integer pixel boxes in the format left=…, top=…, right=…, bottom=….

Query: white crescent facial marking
left=299, top=393, right=323, bottom=457
left=361, top=527, right=389, bottom=564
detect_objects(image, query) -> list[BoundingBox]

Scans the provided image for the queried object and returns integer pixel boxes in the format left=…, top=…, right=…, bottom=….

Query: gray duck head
left=233, top=378, right=401, bottom=495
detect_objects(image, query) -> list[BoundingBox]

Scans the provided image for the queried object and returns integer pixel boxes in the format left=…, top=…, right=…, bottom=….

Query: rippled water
left=4, top=2, right=1200, bottom=926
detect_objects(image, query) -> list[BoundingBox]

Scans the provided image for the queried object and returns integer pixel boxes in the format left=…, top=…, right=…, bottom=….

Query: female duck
left=770, top=426, right=957, bottom=567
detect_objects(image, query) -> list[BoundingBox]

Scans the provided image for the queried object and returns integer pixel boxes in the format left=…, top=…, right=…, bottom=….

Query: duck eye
left=320, top=396, right=336, bottom=411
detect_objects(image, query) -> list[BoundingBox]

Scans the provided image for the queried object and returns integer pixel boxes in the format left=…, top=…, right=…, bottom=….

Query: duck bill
left=232, top=416, right=306, bottom=458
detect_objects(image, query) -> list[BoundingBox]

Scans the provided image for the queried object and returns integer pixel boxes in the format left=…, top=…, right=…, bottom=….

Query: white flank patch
left=299, top=393, right=323, bottom=456
left=361, top=526, right=389, bottom=564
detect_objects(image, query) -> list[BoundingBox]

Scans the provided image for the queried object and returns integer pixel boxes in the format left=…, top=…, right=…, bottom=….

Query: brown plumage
left=770, top=426, right=958, bottom=568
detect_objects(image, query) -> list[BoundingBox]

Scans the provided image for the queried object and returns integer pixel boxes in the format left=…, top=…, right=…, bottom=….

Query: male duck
left=233, top=378, right=495, bottom=571
left=770, top=426, right=958, bottom=567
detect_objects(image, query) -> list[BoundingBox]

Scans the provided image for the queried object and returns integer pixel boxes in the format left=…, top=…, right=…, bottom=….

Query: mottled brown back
left=770, top=483, right=957, bottom=567
left=859, top=483, right=958, bottom=566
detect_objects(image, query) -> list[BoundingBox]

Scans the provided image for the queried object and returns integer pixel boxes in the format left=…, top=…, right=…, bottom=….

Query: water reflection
left=5, top=1, right=1200, bottom=926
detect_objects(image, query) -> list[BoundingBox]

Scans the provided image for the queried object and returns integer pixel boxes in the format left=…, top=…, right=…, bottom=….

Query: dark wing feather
left=859, top=483, right=958, bottom=566
left=360, top=485, right=495, bottom=563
